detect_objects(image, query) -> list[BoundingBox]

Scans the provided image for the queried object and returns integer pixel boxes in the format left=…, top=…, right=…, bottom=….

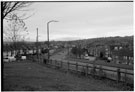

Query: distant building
left=86, top=44, right=133, bottom=65
left=110, top=44, right=133, bottom=65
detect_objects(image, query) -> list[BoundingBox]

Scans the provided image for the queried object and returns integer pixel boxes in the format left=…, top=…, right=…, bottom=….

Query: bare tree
left=3, top=14, right=29, bottom=46
left=2, top=1, right=32, bottom=20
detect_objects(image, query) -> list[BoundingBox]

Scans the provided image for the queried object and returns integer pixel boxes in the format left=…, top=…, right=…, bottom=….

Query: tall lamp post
left=47, top=20, right=58, bottom=63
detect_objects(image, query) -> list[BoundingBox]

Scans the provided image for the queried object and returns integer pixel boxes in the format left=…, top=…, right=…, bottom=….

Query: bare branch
left=20, top=12, right=35, bottom=20
left=2, top=2, right=32, bottom=20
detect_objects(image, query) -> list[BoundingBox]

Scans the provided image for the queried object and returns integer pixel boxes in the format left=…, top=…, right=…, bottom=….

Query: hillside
left=69, top=36, right=133, bottom=47
left=3, top=36, right=133, bottom=51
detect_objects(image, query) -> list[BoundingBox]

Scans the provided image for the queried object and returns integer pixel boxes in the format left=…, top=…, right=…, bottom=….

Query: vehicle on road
left=84, top=56, right=96, bottom=61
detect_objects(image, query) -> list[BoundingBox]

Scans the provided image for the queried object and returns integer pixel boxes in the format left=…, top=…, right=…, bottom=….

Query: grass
left=3, top=61, right=133, bottom=91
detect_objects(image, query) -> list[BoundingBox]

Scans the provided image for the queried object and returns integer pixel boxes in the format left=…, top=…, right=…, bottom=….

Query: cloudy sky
left=21, top=2, right=133, bottom=41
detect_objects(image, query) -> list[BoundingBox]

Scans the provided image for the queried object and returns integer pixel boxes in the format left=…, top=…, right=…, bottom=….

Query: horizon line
left=3, top=35, right=133, bottom=43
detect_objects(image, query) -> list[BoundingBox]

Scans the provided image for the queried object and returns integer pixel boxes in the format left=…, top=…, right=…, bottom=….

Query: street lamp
left=47, top=20, right=58, bottom=63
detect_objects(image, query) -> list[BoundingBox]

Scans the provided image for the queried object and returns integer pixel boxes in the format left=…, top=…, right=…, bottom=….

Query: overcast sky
left=22, top=2, right=133, bottom=41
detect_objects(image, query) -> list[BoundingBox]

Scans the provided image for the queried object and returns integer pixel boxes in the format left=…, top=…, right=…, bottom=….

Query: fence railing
left=47, top=59, right=133, bottom=84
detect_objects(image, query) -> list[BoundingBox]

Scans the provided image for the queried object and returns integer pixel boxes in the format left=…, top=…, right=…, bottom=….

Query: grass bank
left=3, top=61, right=133, bottom=91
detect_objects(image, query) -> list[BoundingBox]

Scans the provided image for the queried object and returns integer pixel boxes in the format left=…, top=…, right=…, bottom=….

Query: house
left=110, top=45, right=133, bottom=65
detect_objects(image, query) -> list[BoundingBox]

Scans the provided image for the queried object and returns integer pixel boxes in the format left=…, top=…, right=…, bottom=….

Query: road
left=50, top=48, right=133, bottom=70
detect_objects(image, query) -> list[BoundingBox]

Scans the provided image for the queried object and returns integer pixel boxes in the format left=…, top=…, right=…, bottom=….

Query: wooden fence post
left=92, top=65, right=96, bottom=77
left=61, top=60, right=62, bottom=68
left=67, top=61, right=70, bottom=71
left=48, top=59, right=50, bottom=65
left=124, top=69, right=127, bottom=83
left=50, top=59, right=52, bottom=65
left=117, top=68, right=121, bottom=82
left=51, top=59, right=53, bottom=65
left=55, top=60, right=57, bottom=68
left=86, top=64, right=88, bottom=76
left=53, top=60, right=55, bottom=66
left=76, top=62, right=78, bottom=72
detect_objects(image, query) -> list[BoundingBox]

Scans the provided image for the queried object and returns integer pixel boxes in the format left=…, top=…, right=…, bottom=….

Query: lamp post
left=47, top=20, right=58, bottom=63
left=36, top=28, right=39, bottom=61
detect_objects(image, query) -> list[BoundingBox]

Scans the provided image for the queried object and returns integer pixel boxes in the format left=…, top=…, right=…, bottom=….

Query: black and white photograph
left=2, top=0, right=134, bottom=91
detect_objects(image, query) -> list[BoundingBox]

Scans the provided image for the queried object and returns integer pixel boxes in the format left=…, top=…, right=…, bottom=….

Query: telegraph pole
left=36, top=28, right=39, bottom=61
left=47, top=22, right=50, bottom=63
left=37, top=28, right=38, bottom=44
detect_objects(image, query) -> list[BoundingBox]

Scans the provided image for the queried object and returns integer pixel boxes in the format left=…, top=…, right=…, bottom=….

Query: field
left=3, top=60, right=133, bottom=91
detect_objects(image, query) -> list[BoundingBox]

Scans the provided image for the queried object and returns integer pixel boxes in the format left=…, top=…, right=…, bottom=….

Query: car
left=84, top=56, right=96, bottom=61
left=21, top=56, right=26, bottom=60
left=8, top=56, right=16, bottom=62
left=107, top=57, right=112, bottom=62
left=84, top=56, right=90, bottom=60
left=3, top=56, right=16, bottom=62
left=3, top=57, right=9, bottom=62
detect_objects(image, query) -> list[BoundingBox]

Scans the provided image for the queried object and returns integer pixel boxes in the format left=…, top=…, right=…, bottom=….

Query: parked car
left=3, top=57, right=9, bottom=62
left=84, top=56, right=90, bottom=60
left=84, top=56, right=96, bottom=61
left=21, top=56, right=26, bottom=60
left=3, top=56, right=16, bottom=62
left=8, top=56, right=16, bottom=62
left=107, top=57, right=112, bottom=62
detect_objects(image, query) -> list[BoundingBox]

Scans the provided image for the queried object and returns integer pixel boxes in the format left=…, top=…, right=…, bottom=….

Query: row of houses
left=3, top=43, right=63, bottom=59
left=86, top=44, right=133, bottom=65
